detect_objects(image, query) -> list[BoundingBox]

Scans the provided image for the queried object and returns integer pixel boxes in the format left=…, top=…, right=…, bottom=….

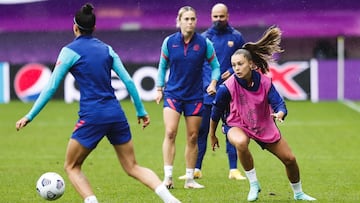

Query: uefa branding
left=14, top=63, right=52, bottom=102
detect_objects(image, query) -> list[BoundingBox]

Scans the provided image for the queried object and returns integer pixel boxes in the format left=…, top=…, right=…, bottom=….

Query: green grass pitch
left=1, top=100, right=360, bottom=202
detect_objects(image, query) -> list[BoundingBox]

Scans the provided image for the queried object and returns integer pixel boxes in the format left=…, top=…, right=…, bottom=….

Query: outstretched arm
left=110, top=46, right=150, bottom=129
left=110, top=46, right=147, bottom=117
left=16, top=47, right=76, bottom=131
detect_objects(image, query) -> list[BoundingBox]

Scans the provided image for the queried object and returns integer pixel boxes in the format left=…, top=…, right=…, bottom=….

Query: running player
left=15, top=3, right=180, bottom=203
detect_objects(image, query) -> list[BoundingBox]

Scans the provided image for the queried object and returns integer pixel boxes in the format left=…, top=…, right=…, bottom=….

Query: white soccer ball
left=36, top=172, right=65, bottom=201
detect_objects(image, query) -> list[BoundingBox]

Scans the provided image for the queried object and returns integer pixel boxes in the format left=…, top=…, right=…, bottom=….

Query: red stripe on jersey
left=207, top=53, right=216, bottom=63
left=161, top=52, right=169, bottom=61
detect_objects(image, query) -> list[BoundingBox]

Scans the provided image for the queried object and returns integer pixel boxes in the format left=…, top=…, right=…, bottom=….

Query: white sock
left=194, top=168, right=201, bottom=172
left=290, top=181, right=303, bottom=194
left=186, top=168, right=194, bottom=180
left=230, top=169, right=238, bottom=172
left=164, top=165, right=173, bottom=178
left=245, top=168, right=258, bottom=183
left=155, top=184, right=178, bottom=203
left=84, top=195, right=98, bottom=203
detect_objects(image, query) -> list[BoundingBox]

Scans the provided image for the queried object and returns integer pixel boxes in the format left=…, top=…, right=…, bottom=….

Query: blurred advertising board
left=0, top=62, right=10, bottom=103
left=1, top=60, right=360, bottom=103
left=7, top=63, right=158, bottom=103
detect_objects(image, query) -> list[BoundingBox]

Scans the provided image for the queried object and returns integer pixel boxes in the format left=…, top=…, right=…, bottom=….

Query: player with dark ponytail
left=73, top=3, right=96, bottom=34
left=16, top=3, right=181, bottom=203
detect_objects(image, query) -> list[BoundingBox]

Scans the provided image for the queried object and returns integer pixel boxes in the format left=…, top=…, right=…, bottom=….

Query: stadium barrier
left=1, top=59, right=359, bottom=103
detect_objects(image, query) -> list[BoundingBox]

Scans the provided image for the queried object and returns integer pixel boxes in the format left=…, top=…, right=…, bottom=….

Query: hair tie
left=73, top=18, right=93, bottom=31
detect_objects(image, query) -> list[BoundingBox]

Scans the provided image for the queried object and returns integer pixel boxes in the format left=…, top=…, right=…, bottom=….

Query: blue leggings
left=196, top=104, right=238, bottom=170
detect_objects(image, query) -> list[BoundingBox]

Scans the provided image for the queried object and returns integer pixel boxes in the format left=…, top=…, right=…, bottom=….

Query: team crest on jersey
left=193, top=44, right=200, bottom=51
left=228, top=41, right=234, bottom=47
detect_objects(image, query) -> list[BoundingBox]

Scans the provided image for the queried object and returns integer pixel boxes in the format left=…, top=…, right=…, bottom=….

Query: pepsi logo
left=14, top=63, right=51, bottom=102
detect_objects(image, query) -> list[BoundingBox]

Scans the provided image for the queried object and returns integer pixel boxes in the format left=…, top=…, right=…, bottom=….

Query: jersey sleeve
left=109, top=46, right=147, bottom=117
left=211, top=84, right=231, bottom=122
left=25, top=47, right=78, bottom=121
left=268, top=84, right=288, bottom=118
left=156, top=37, right=170, bottom=88
left=205, top=38, right=220, bottom=81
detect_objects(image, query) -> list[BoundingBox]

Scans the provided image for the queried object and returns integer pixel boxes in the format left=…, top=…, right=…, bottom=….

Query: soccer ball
left=36, top=172, right=65, bottom=201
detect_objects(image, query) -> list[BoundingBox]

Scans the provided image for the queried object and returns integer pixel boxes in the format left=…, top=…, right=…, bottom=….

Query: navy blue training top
left=25, top=35, right=147, bottom=124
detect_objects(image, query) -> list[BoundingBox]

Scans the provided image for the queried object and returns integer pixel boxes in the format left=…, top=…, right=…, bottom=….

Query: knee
left=63, top=160, right=82, bottom=175
left=233, top=140, right=248, bottom=153
left=283, top=154, right=297, bottom=166
left=165, top=129, right=177, bottom=141
left=63, top=162, right=73, bottom=175
left=123, top=164, right=138, bottom=178
left=187, top=131, right=198, bottom=145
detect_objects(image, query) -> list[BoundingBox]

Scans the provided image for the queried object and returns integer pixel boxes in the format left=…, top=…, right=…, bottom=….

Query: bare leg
left=184, top=116, right=202, bottom=169
left=265, top=137, right=299, bottom=183
left=182, top=115, right=204, bottom=189
left=266, top=138, right=316, bottom=201
left=64, top=138, right=94, bottom=199
left=162, top=108, right=181, bottom=166
left=114, top=140, right=180, bottom=202
left=227, top=127, right=253, bottom=171
left=227, top=127, right=260, bottom=201
left=114, top=140, right=162, bottom=189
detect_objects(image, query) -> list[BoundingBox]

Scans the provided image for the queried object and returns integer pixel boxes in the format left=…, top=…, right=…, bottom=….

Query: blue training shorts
left=164, top=97, right=203, bottom=116
left=71, top=119, right=131, bottom=149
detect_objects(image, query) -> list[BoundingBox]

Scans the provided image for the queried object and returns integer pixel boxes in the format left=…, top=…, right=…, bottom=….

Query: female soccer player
left=209, top=26, right=316, bottom=201
left=156, top=6, right=220, bottom=189
left=15, top=3, right=180, bottom=203
left=188, top=2, right=247, bottom=181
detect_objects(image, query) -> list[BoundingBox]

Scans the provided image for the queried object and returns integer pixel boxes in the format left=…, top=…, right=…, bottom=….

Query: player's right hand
left=210, top=134, right=219, bottom=151
left=155, top=91, right=163, bottom=104
left=16, top=117, right=30, bottom=131
left=138, top=115, right=150, bottom=129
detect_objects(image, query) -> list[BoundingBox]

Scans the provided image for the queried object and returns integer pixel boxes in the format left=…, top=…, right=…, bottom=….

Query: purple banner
left=345, top=60, right=360, bottom=100
left=316, top=60, right=360, bottom=101
left=0, top=0, right=359, bottom=37
left=2, top=59, right=360, bottom=103
left=318, top=60, right=338, bottom=100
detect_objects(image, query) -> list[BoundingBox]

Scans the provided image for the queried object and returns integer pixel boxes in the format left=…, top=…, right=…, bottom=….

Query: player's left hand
left=16, top=117, right=30, bottom=131
left=138, top=115, right=150, bottom=129
left=206, top=80, right=217, bottom=95
left=155, top=91, right=163, bottom=104
left=271, top=111, right=284, bottom=123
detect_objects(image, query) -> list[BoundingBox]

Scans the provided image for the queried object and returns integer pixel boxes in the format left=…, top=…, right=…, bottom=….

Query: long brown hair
left=235, top=25, right=284, bottom=74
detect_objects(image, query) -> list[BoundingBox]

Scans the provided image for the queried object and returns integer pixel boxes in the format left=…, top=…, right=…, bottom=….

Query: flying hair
left=241, top=25, right=284, bottom=73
